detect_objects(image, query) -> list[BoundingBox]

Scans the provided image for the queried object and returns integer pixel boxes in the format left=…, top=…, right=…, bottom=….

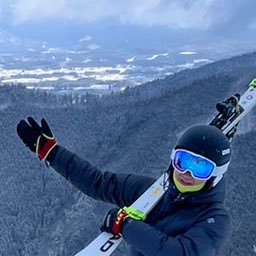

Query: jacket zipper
left=173, top=193, right=182, bottom=202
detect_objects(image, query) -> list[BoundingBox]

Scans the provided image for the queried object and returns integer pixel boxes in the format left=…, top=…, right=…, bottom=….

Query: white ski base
left=74, top=233, right=123, bottom=256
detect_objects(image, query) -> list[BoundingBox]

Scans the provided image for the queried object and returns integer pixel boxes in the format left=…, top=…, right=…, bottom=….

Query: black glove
left=100, top=208, right=127, bottom=235
left=16, top=117, right=57, bottom=161
left=100, top=207, right=146, bottom=235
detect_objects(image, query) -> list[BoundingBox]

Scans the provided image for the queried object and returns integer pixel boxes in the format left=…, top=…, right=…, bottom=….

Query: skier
left=16, top=117, right=231, bottom=256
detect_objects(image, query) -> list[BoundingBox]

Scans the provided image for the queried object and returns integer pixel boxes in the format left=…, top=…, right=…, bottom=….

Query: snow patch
left=95, top=74, right=125, bottom=82
left=126, top=56, right=136, bottom=63
left=179, top=51, right=197, bottom=55
left=87, top=44, right=100, bottom=51
left=147, top=52, right=169, bottom=61
left=115, top=64, right=128, bottom=74
left=177, top=63, right=195, bottom=69
left=89, top=84, right=109, bottom=90
left=42, top=47, right=62, bottom=54
left=26, top=86, right=55, bottom=90
left=83, top=59, right=91, bottom=64
left=79, top=36, right=92, bottom=42
left=61, top=75, right=78, bottom=81
left=73, top=87, right=87, bottom=90
left=2, top=78, right=41, bottom=84
left=41, top=77, right=59, bottom=82
left=193, top=59, right=212, bottom=64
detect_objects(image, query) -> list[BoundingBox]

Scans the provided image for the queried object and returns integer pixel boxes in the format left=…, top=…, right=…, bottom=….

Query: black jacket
left=50, top=146, right=231, bottom=256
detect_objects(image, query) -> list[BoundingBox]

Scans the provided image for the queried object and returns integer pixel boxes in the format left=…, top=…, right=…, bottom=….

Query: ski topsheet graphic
left=74, top=78, right=256, bottom=256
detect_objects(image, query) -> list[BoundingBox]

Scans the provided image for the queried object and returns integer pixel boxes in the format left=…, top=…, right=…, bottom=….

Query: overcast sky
left=0, top=0, right=255, bottom=32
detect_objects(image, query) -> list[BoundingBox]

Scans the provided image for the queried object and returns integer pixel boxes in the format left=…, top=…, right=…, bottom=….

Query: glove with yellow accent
left=16, top=117, right=57, bottom=161
left=100, top=207, right=146, bottom=235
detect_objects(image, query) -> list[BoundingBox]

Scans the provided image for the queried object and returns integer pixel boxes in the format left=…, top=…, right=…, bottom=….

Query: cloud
left=11, top=0, right=216, bottom=27
left=4, top=0, right=256, bottom=32
left=0, top=0, right=11, bottom=18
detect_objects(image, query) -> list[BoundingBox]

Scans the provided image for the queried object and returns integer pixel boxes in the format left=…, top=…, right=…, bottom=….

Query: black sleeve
left=122, top=214, right=230, bottom=256
left=49, top=146, right=155, bottom=207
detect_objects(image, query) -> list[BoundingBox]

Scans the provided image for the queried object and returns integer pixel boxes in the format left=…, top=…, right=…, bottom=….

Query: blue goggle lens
left=173, top=150, right=215, bottom=180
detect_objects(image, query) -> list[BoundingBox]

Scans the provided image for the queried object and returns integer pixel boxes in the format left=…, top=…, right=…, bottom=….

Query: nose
left=182, top=171, right=193, bottom=177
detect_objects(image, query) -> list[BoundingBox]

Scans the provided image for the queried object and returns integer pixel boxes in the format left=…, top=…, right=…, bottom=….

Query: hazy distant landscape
left=0, top=27, right=216, bottom=95
left=1, top=27, right=255, bottom=95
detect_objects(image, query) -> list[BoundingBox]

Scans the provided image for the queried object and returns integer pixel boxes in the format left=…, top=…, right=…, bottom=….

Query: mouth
left=178, top=176, right=194, bottom=186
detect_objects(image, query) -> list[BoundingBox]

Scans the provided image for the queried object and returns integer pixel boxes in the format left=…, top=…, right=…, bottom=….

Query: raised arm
left=49, top=145, right=154, bottom=206
left=16, top=117, right=155, bottom=207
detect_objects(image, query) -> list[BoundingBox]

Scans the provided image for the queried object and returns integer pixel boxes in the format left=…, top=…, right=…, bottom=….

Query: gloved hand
left=100, top=207, right=146, bottom=235
left=16, top=117, right=57, bottom=161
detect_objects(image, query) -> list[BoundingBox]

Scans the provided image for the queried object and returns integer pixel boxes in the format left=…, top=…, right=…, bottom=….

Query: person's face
left=174, top=168, right=207, bottom=186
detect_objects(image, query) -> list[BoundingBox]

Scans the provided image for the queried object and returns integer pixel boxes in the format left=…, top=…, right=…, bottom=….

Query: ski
left=74, top=173, right=169, bottom=256
left=210, top=78, right=256, bottom=137
left=74, top=78, right=256, bottom=256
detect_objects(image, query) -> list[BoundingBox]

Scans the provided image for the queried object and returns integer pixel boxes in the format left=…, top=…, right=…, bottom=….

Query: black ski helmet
left=172, top=125, right=231, bottom=187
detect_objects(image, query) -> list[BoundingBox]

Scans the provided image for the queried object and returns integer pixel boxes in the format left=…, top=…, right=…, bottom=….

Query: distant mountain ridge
left=0, top=51, right=255, bottom=255
left=0, top=28, right=41, bottom=52
left=129, top=50, right=256, bottom=100
left=0, top=29, right=21, bottom=45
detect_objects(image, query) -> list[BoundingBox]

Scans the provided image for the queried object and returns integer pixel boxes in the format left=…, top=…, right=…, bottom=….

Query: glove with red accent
left=16, top=117, right=57, bottom=161
left=100, top=207, right=146, bottom=235
left=100, top=208, right=129, bottom=235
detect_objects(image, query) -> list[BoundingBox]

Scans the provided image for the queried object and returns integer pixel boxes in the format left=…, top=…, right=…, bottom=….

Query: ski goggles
left=171, top=149, right=217, bottom=180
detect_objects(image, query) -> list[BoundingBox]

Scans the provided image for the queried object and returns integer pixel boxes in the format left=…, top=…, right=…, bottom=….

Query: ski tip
left=249, top=79, right=256, bottom=88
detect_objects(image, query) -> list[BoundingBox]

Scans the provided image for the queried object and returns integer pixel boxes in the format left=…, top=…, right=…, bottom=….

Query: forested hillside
left=0, top=51, right=256, bottom=255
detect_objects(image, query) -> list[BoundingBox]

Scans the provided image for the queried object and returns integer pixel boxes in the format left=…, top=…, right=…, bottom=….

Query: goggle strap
left=170, top=149, right=175, bottom=161
left=212, top=162, right=230, bottom=177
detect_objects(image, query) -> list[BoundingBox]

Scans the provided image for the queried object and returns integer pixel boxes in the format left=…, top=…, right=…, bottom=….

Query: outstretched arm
left=16, top=117, right=155, bottom=207
left=49, top=145, right=154, bottom=207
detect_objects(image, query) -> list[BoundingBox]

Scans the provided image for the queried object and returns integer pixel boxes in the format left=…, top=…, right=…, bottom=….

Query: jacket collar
left=167, top=171, right=226, bottom=205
